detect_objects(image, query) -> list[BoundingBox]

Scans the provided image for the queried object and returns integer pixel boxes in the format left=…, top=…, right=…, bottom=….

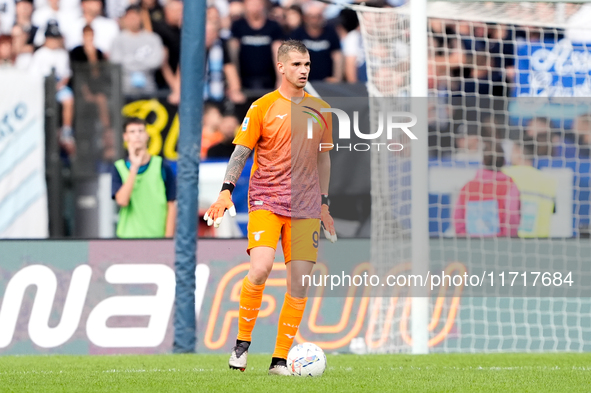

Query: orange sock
left=272, top=293, right=307, bottom=359
left=237, top=276, right=265, bottom=342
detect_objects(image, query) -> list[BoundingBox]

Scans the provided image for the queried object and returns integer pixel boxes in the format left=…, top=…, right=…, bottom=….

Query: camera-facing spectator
left=229, top=0, right=284, bottom=90
left=112, top=117, right=177, bottom=238
left=110, top=4, right=164, bottom=95
left=29, top=20, right=76, bottom=157
left=64, top=0, right=119, bottom=55
left=290, top=1, right=342, bottom=82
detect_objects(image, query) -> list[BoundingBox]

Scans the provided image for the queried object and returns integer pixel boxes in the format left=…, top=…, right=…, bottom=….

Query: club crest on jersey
left=241, top=117, right=250, bottom=131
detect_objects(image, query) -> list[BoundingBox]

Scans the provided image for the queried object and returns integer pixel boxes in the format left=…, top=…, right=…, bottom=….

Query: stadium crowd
left=1, top=0, right=590, bottom=238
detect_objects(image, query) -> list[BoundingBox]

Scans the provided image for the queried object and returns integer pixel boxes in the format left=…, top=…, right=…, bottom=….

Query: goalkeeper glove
left=320, top=204, right=337, bottom=243
left=204, top=190, right=236, bottom=228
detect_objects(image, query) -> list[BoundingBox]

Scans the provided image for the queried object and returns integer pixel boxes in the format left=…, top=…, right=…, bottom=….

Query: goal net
left=356, top=1, right=591, bottom=353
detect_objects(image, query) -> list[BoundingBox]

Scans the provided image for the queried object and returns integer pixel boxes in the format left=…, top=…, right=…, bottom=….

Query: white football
left=286, top=342, right=327, bottom=377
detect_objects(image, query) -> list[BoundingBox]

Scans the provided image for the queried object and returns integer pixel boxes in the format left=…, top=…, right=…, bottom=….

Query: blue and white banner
left=515, top=38, right=591, bottom=98
left=0, top=69, right=48, bottom=238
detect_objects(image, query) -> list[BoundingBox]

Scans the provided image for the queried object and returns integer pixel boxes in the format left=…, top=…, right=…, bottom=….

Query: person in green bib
left=111, top=118, right=177, bottom=238
left=502, top=139, right=557, bottom=238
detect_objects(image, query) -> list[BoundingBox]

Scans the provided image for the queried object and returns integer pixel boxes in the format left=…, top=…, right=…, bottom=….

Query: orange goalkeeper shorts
left=246, top=210, right=320, bottom=263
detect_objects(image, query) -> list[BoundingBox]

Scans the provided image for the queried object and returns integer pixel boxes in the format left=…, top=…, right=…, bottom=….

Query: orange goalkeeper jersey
left=233, top=90, right=333, bottom=219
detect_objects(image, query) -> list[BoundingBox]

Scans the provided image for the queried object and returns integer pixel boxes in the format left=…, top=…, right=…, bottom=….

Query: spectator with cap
left=63, top=0, right=119, bottom=55
left=290, top=1, right=343, bottom=82
left=29, top=20, right=76, bottom=157
left=229, top=0, right=284, bottom=90
left=110, top=4, right=165, bottom=95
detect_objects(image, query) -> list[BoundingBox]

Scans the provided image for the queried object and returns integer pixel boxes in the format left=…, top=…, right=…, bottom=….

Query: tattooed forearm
left=224, top=145, right=252, bottom=185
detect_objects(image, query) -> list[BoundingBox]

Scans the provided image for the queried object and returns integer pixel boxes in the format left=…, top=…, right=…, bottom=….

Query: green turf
left=0, top=353, right=590, bottom=392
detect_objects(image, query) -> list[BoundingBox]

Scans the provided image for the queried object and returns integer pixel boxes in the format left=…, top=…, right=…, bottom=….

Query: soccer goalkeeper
left=204, top=39, right=337, bottom=376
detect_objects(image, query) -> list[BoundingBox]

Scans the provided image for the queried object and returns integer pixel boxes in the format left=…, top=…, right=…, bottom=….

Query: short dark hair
left=82, top=25, right=94, bottom=34
left=277, top=39, right=308, bottom=62
left=123, top=117, right=147, bottom=132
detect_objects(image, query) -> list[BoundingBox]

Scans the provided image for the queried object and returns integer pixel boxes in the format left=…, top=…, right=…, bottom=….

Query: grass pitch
left=0, top=353, right=590, bottom=392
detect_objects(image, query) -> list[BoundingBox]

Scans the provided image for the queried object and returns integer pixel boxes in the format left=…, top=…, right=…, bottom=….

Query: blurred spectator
left=502, top=139, right=556, bottom=238
left=290, top=1, right=342, bottom=82
left=229, top=0, right=283, bottom=90
left=140, top=0, right=164, bottom=25
left=284, top=5, right=302, bottom=35
left=29, top=20, right=76, bottom=156
left=112, top=117, right=177, bottom=238
left=571, top=114, right=591, bottom=158
left=555, top=114, right=591, bottom=159
left=204, top=10, right=245, bottom=106
left=70, top=24, right=113, bottom=162
left=11, top=24, right=33, bottom=68
left=207, top=115, right=239, bottom=159
left=269, top=3, right=285, bottom=30
left=104, top=0, right=135, bottom=20
left=110, top=4, right=164, bottom=95
left=201, top=103, right=223, bottom=159
left=0, top=34, right=13, bottom=66
left=453, top=140, right=520, bottom=237
left=339, top=8, right=365, bottom=83
left=228, top=0, right=244, bottom=24
left=453, top=122, right=483, bottom=162
left=525, top=117, right=553, bottom=157
left=64, top=0, right=119, bottom=55
left=565, top=3, right=591, bottom=44
left=14, top=0, right=37, bottom=51
left=70, top=24, right=104, bottom=62
left=34, top=0, right=82, bottom=17
left=32, top=0, right=78, bottom=47
left=152, top=0, right=181, bottom=98
left=0, top=0, right=15, bottom=35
